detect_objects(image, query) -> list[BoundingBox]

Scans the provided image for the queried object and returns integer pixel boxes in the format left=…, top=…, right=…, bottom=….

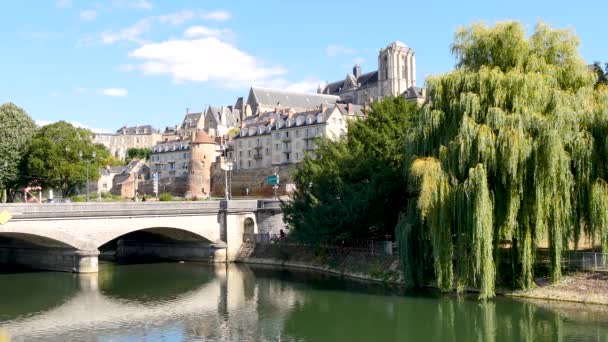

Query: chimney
left=320, top=103, right=327, bottom=113
left=347, top=103, right=353, bottom=114
left=353, top=64, right=361, bottom=78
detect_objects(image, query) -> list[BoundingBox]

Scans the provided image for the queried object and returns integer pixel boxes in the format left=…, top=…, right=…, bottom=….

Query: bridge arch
left=0, top=229, right=86, bottom=251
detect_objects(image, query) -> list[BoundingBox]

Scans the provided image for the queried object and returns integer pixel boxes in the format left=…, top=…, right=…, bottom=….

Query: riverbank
left=237, top=243, right=608, bottom=305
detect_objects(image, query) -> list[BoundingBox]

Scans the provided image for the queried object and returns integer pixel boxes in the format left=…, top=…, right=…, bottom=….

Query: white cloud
left=49, top=91, right=61, bottom=97
left=128, top=37, right=286, bottom=88
left=99, top=88, right=128, bottom=97
left=101, top=19, right=151, bottom=44
left=202, top=10, right=231, bottom=21
left=326, top=44, right=355, bottom=57
left=99, top=10, right=231, bottom=45
left=184, top=26, right=229, bottom=38
left=35, top=120, right=110, bottom=133
left=75, top=87, right=88, bottom=93
left=256, top=78, right=325, bottom=93
left=80, top=9, right=97, bottom=21
left=55, top=0, right=71, bottom=8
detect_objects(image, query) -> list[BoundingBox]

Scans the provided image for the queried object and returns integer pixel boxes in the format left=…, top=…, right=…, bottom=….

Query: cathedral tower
left=185, top=130, right=216, bottom=199
left=377, top=41, right=416, bottom=97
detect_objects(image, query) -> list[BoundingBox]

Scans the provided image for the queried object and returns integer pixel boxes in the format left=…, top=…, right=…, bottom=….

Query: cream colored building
left=94, top=125, right=161, bottom=160
left=233, top=104, right=364, bottom=170
left=149, top=139, right=192, bottom=179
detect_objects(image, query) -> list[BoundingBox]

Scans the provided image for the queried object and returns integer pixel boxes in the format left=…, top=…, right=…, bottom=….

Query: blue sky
left=1, top=0, right=606, bottom=132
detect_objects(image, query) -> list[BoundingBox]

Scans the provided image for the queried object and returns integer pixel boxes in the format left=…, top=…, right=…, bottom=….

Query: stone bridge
left=0, top=200, right=283, bottom=273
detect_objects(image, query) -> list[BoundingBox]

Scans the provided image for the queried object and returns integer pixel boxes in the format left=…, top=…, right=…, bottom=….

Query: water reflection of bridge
left=0, top=264, right=303, bottom=341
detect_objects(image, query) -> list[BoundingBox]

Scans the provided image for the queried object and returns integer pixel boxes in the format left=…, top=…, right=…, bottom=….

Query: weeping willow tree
left=399, top=21, right=608, bottom=298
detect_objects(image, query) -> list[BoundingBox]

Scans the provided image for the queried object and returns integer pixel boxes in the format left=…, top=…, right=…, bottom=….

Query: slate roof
left=208, top=106, right=240, bottom=126
left=247, top=87, right=341, bottom=112
left=181, top=112, right=204, bottom=129
left=116, top=125, right=158, bottom=135
left=323, top=71, right=378, bottom=94
left=403, top=86, right=424, bottom=99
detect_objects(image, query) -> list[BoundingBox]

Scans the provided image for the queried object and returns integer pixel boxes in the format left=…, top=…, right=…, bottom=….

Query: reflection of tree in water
left=281, top=284, right=608, bottom=342
left=0, top=271, right=79, bottom=321
left=98, top=262, right=214, bottom=304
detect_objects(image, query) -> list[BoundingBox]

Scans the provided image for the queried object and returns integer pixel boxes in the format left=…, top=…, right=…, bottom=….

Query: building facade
left=319, top=41, right=424, bottom=105
left=94, top=125, right=161, bottom=160
left=233, top=104, right=364, bottom=170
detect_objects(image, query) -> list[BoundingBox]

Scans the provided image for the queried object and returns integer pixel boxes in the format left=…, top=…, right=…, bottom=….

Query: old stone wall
left=210, top=163, right=295, bottom=197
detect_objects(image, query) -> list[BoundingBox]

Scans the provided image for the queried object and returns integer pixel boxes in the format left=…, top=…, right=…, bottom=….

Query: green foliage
left=283, top=97, right=418, bottom=243
left=126, top=147, right=151, bottom=163
left=0, top=103, right=37, bottom=201
left=403, top=21, right=608, bottom=297
left=24, top=121, right=110, bottom=197
left=591, top=61, right=608, bottom=88
left=158, top=192, right=173, bottom=201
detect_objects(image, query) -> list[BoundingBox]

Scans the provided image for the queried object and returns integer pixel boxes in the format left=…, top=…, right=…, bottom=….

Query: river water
left=0, top=262, right=607, bottom=341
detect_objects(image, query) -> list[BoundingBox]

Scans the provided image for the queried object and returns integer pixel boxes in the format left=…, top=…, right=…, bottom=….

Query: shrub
left=159, top=192, right=173, bottom=201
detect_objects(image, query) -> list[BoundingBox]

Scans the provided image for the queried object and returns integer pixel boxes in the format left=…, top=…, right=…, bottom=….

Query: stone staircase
left=235, top=241, right=256, bottom=261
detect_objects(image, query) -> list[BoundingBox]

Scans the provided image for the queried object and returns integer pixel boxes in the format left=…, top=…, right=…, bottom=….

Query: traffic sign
left=267, top=174, right=279, bottom=185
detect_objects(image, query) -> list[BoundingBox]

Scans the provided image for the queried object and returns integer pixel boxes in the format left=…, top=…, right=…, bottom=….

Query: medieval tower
left=185, top=130, right=216, bottom=198
left=378, top=41, right=416, bottom=98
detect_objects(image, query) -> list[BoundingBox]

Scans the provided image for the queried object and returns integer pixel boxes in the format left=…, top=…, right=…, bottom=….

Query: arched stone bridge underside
left=0, top=200, right=282, bottom=273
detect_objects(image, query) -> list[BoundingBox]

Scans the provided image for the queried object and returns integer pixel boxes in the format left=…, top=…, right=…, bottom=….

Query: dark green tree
left=283, top=97, right=419, bottom=243
left=126, top=147, right=151, bottom=162
left=0, top=103, right=37, bottom=202
left=24, top=121, right=110, bottom=197
left=591, top=61, right=608, bottom=88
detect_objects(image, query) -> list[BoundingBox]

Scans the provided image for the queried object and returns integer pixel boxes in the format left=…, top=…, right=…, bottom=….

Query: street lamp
left=79, top=151, right=96, bottom=202
left=224, top=160, right=233, bottom=200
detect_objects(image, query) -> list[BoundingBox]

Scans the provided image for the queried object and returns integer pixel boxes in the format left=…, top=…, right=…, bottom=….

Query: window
left=296, top=152, right=300, bottom=160
left=275, top=143, right=279, bottom=150
left=247, top=150, right=251, bottom=157
left=239, top=151, right=243, bottom=157
left=296, top=130, right=300, bottom=138
left=247, top=160, right=252, bottom=167
left=285, top=131, right=289, bottom=138
left=265, top=147, right=270, bottom=155
left=274, top=133, right=280, bottom=139
left=248, top=140, right=251, bottom=147
left=238, top=141, right=242, bottom=147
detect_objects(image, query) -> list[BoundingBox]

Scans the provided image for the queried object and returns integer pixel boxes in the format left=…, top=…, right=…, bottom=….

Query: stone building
left=203, top=105, right=241, bottom=138
left=149, top=138, right=192, bottom=179
left=319, top=41, right=425, bottom=105
left=246, top=87, right=342, bottom=116
left=94, top=125, right=161, bottom=160
left=233, top=103, right=364, bottom=170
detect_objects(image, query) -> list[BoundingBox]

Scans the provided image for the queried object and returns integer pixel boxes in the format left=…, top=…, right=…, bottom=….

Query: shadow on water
left=0, top=264, right=79, bottom=322
left=97, top=262, right=216, bottom=304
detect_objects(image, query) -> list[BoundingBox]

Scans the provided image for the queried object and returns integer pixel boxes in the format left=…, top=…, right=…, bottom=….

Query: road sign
left=267, top=174, right=279, bottom=185
left=0, top=211, right=12, bottom=225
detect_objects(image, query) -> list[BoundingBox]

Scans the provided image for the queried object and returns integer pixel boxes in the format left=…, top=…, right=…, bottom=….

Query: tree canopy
left=0, top=103, right=37, bottom=201
left=283, top=97, right=418, bottom=243
left=24, top=121, right=110, bottom=197
left=126, top=147, right=151, bottom=162
left=399, top=21, right=608, bottom=298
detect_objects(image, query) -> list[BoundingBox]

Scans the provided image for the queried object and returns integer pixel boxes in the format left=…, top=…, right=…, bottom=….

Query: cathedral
left=319, top=41, right=424, bottom=105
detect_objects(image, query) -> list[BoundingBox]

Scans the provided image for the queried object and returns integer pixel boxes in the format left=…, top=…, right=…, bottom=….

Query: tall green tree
left=0, top=103, right=37, bottom=202
left=400, top=21, right=608, bottom=298
left=24, top=121, right=110, bottom=197
left=283, top=97, right=419, bottom=243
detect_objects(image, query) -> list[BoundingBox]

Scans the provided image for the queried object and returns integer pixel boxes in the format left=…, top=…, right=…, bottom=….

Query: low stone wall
left=0, top=247, right=98, bottom=273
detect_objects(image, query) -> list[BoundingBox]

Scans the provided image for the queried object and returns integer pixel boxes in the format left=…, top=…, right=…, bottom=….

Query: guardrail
left=242, top=233, right=394, bottom=256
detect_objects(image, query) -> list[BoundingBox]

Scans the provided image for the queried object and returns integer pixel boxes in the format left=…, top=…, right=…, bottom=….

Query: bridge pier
left=0, top=247, right=99, bottom=273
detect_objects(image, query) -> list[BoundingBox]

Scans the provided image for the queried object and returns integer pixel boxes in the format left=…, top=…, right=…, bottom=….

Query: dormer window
left=317, top=114, right=324, bottom=123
